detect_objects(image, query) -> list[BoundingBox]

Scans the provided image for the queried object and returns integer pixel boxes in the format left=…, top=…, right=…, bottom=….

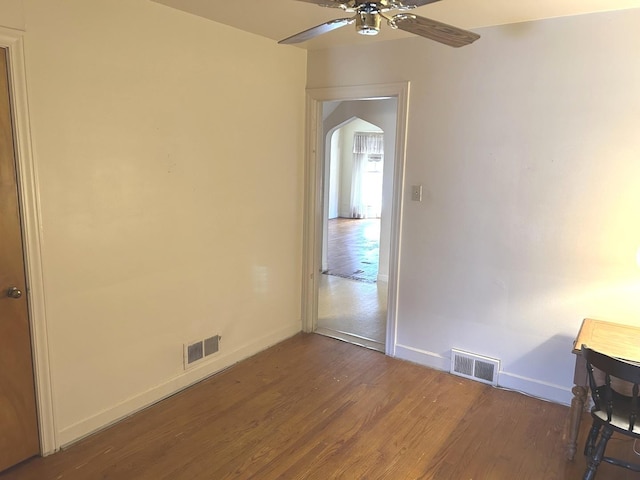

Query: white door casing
left=302, top=82, right=410, bottom=356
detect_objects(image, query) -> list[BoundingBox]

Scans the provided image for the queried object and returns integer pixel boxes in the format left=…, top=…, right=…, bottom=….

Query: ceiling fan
left=279, top=0, right=480, bottom=47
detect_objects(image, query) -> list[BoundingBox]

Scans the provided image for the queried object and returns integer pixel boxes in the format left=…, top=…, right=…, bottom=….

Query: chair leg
left=583, top=426, right=613, bottom=480
left=584, top=422, right=601, bottom=457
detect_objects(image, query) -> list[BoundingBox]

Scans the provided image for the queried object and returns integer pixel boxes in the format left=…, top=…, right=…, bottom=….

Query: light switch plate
left=411, top=185, right=423, bottom=202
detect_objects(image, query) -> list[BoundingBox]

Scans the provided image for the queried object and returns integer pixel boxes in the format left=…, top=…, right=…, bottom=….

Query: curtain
left=350, top=152, right=367, bottom=218
left=353, top=132, right=384, bottom=156
left=350, top=132, right=384, bottom=218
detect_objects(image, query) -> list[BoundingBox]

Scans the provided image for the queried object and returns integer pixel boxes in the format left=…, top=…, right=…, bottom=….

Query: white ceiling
left=152, top=0, right=640, bottom=49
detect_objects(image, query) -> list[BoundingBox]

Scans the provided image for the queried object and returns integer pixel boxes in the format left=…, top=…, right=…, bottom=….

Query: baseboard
left=497, top=371, right=572, bottom=406
left=57, top=323, right=301, bottom=448
left=394, top=343, right=572, bottom=406
left=394, top=343, right=450, bottom=371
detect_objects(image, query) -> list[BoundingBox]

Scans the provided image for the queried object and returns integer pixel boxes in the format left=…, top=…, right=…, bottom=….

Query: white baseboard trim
left=497, top=371, right=572, bottom=406
left=394, top=343, right=572, bottom=406
left=394, top=343, right=450, bottom=371
left=57, top=323, right=301, bottom=448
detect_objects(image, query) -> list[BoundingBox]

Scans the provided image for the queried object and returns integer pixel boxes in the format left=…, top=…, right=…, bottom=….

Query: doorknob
left=7, top=287, right=22, bottom=299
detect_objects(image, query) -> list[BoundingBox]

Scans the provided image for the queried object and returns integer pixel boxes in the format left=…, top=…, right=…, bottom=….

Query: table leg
left=567, top=385, right=587, bottom=460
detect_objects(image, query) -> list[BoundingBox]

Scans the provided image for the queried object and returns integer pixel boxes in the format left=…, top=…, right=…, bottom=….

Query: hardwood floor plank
left=3, top=333, right=640, bottom=479
left=325, top=218, right=380, bottom=283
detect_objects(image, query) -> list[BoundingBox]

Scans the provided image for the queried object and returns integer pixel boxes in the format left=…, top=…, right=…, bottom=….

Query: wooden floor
left=319, top=217, right=387, bottom=349
left=318, top=274, right=387, bottom=348
left=324, top=218, right=380, bottom=283
left=2, top=334, right=639, bottom=479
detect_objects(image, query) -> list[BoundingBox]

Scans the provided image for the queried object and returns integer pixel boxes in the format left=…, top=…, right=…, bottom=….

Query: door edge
left=0, top=27, right=58, bottom=456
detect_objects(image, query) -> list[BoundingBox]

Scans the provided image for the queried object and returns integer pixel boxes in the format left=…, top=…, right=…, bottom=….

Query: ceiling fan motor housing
left=352, top=0, right=413, bottom=12
left=356, top=3, right=382, bottom=35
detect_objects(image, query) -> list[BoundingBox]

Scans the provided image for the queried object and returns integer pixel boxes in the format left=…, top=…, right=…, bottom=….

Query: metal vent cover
left=187, top=342, right=204, bottom=365
left=450, top=349, right=499, bottom=386
left=204, top=335, right=220, bottom=356
left=184, top=334, right=221, bottom=370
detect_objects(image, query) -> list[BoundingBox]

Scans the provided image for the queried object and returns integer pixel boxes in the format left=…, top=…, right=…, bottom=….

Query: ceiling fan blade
left=397, top=0, right=442, bottom=6
left=294, top=0, right=351, bottom=8
left=279, top=17, right=355, bottom=44
left=391, top=14, right=480, bottom=47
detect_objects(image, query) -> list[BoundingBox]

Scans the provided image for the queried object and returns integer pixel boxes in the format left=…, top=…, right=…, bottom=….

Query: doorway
left=302, top=83, right=409, bottom=357
left=317, top=115, right=389, bottom=351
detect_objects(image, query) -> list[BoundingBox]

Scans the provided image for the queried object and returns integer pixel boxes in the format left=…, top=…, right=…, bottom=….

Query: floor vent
left=184, top=335, right=221, bottom=369
left=450, top=349, right=499, bottom=386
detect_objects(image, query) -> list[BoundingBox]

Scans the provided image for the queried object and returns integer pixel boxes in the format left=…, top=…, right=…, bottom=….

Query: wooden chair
left=581, top=345, right=640, bottom=480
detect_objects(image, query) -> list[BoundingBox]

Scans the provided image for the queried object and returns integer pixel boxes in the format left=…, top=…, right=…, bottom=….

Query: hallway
left=318, top=218, right=387, bottom=350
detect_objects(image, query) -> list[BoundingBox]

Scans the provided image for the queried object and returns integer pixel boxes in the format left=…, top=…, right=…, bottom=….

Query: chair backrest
left=582, top=345, right=640, bottom=431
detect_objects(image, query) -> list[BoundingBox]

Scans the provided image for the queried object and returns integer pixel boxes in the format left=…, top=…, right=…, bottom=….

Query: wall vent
left=204, top=335, right=220, bottom=356
left=450, top=349, right=499, bottom=386
left=184, top=335, right=221, bottom=369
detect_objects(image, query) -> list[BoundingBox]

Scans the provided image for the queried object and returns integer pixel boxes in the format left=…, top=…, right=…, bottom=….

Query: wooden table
left=568, top=318, right=640, bottom=460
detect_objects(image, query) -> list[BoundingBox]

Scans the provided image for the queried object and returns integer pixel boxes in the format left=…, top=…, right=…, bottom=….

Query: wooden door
left=0, top=47, right=40, bottom=472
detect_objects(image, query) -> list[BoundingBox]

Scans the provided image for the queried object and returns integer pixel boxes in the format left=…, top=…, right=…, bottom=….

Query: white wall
left=308, top=9, right=640, bottom=404
left=327, top=128, right=340, bottom=220
left=337, top=117, right=381, bottom=217
left=12, top=0, right=306, bottom=447
left=0, top=0, right=24, bottom=29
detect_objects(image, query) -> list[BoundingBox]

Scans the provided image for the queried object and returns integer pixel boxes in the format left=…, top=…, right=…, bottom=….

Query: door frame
left=301, top=82, right=410, bottom=356
left=0, top=27, right=57, bottom=455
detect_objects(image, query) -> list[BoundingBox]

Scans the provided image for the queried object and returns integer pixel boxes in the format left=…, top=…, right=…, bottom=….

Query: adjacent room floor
left=321, top=218, right=380, bottom=283
left=317, top=274, right=387, bottom=347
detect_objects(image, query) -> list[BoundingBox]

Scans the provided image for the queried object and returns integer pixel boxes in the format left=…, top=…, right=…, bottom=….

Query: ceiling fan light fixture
left=356, top=11, right=381, bottom=35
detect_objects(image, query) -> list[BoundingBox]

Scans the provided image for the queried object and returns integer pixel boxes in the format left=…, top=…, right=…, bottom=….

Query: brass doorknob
left=7, top=287, right=22, bottom=299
